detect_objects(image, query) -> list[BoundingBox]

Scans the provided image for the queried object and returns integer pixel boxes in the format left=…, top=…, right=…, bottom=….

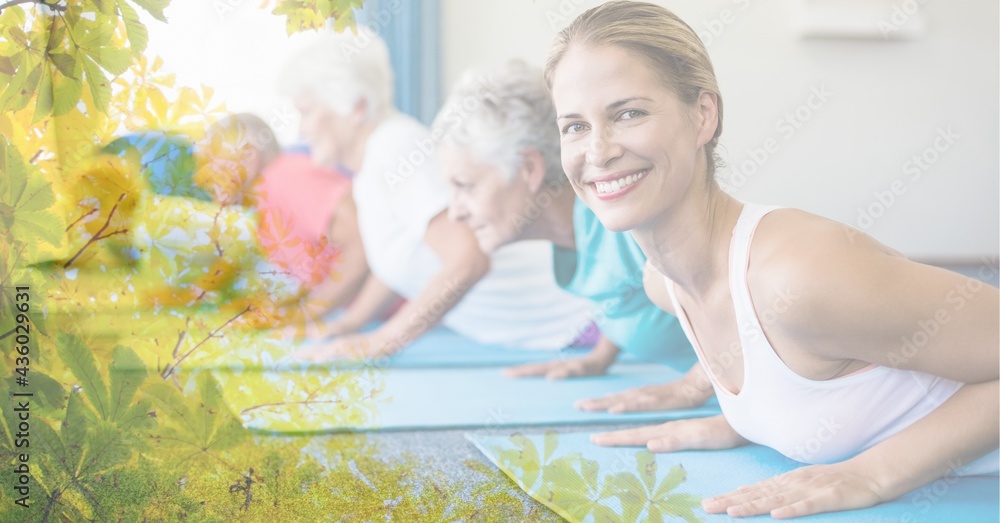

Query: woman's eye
left=561, top=123, right=587, bottom=135
left=619, top=109, right=645, bottom=120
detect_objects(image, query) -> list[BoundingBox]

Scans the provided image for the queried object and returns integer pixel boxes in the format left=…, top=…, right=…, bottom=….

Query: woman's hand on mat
left=504, top=336, right=619, bottom=380
left=502, top=356, right=612, bottom=380
left=575, top=376, right=714, bottom=413
left=314, top=317, right=360, bottom=339
left=701, top=459, right=885, bottom=519
left=294, top=331, right=401, bottom=362
left=590, top=414, right=747, bottom=451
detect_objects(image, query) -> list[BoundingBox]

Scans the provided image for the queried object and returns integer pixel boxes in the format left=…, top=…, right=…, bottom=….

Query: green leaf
left=0, top=140, right=64, bottom=248
left=82, top=55, right=111, bottom=111
left=660, top=493, right=703, bottom=523
left=56, top=333, right=110, bottom=419
left=0, top=56, right=15, bottom=76
left=143, top=373, right=247, bottom=469
left=62, top=387, right=91, bottom=473
left=636, top=450, right=657, bottom=494
left=541, top=454, right=582, bottom=494
left=81, top=418, right=132, bottom=475
left=605, top=470, right=646, bottom=522
left=0, top=61, right=42, bottom=113
left=129, top=0, right=170, bottom=23
left=7, top=25, right=28, bottom=48
left=49, top=52, right=77, bottom=78
left=32, top=414, right=69, bottom=482
left=91, top=0, right=118, bottom=15
left=30, top=371, right=68, bottom=413
left=114, top=398, right=156, bottom=443
left=108, top=345, right=147, bottom=422
left=192, top=371, right=245, bottom=451
left=10, top=210, right=64, bottom=248
left=117, top=0, right=149, bottom=56
left=0, top=3, right=27, bottom=33
left=590, top=503, right=626, bottom=523
left=646, top=505, right=667, bottom=523
left=51, top=69, right=82, bottom=116
left=46, top=18, right=67, bottom=52
left=543, top=430, right=558, bottom=463
left=32, top=62, right=53, bottom=122
left=653, top=464, right=687, bottom=500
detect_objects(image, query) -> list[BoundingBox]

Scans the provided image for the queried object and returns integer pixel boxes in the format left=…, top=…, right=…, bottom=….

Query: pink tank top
left=666, top=203, right=999, bottom=474
left=252, top=153, right=352, bottom=285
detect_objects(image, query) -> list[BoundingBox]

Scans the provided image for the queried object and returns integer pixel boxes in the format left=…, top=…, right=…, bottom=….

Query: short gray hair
left=208, top=113, right=281, bottom=166
left=278, top=27, right=394, bottom=121
left=432, top=60, right=566, bottom=186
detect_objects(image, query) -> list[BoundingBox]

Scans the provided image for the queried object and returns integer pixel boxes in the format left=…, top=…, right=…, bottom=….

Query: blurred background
left=139, top=0, right=998, bottom=265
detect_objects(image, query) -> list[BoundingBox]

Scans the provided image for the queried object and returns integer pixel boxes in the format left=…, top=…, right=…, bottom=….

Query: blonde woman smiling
left=546, top=1, right=998, bottom=519
left=434, top=60, right=703, bottom=403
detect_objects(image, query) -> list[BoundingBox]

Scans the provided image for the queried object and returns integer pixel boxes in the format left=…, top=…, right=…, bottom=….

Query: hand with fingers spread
left=575, top=362, right=714, bottom=413
left=574, top=380, right=712, bottom=413
left=701, top=460, right=885, bottom=519
left=293, top=330, right=401, bottom=362
left=302, top=316, right=359, bottom=341
left=503, top=336, right=620, bottom=380
left=590, top=414, right=748, bottom=452
left=502, top=356, right=613, bottom=380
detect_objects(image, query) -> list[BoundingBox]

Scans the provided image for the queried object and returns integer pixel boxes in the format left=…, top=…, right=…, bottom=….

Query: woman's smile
left=589, top=168, right=649, bottom=200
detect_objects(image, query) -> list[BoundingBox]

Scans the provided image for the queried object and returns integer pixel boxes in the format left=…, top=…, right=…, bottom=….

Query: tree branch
left=64, top=207, right=99, bottom=232
left=0, top=0, right=66, bottom=14
left=160, top=305, right=252, bottom=379
left=63, top=193, right=127, bottom=269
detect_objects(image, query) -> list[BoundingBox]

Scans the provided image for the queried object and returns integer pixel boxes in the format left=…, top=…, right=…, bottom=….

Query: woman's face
left=295, top=93, right=356, bottom=170
left=551, top=44, right=713, bottom=232
left=441, top=145, right=533, bottom=253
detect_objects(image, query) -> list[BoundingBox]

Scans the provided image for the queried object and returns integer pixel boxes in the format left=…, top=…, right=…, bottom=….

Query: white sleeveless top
left=666, top=203, right=999, bottom=474
left=353, top=112, right=596, bottom=350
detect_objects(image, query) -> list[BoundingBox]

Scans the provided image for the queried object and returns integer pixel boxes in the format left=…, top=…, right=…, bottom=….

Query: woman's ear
left=351, top=98, right=369, bottom=124
left=694, top=90, right=719, bottom=149
left=519, top=149, right=547, bottom=193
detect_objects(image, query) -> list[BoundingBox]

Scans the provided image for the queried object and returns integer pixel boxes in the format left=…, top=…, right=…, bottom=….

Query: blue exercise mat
left=468, top=430, right=1000, bottom=523
left=180, top=325, right=646, bottom=371
left=220, top=363, right=719, bottom=434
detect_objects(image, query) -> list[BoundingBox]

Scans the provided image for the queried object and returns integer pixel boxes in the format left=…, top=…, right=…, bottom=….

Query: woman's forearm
left=377, top=262, right=486, bottom=351
left=338, top=274, right=400, bottom=330
left=853, top=379, right=999, bottom=500
left=587, top=336, right=621, bottom=365
left=319, top=252, right=370, bottom=311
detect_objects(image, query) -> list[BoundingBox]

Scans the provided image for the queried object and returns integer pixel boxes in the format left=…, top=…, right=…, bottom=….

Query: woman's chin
left=591, top=208, right=643, bottom=234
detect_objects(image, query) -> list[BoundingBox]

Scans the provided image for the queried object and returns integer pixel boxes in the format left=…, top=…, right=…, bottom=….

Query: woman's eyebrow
left=557, top=97, right=653, bottom=120
left=607, top=96, right=652, bottom=110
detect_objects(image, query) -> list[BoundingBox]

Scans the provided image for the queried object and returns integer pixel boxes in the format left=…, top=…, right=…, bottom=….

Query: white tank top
left=666, top=203, right=999, bottom=474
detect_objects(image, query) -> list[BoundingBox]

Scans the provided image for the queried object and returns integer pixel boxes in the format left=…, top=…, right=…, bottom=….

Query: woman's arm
left=293, top=195, right=371, bottom=332
left=751, top=213, right=998, bottom=383
left=707, top=212, right=999, bottom=519
left=371, top=210, right=491, bottom=352
left=295, top=211, right=489, bottom=360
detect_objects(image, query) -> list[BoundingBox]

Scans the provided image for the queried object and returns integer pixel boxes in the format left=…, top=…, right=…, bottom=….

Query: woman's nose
left=584, top=130, right=623, bottom=168
left=448, top=199, right=469, bottom=223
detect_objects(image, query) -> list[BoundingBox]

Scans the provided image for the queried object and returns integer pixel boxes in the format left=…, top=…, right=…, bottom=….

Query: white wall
left=442, top=0, right=999, bottom=262
left=140, top=1, right=329, bottom=145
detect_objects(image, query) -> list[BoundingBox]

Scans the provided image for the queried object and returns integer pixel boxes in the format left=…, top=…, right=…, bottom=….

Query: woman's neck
left=521, top=183, right=578, bottom=250
left=343, top=115, right=384, bottom=174
left=631, top=181, right=743, bottom=298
